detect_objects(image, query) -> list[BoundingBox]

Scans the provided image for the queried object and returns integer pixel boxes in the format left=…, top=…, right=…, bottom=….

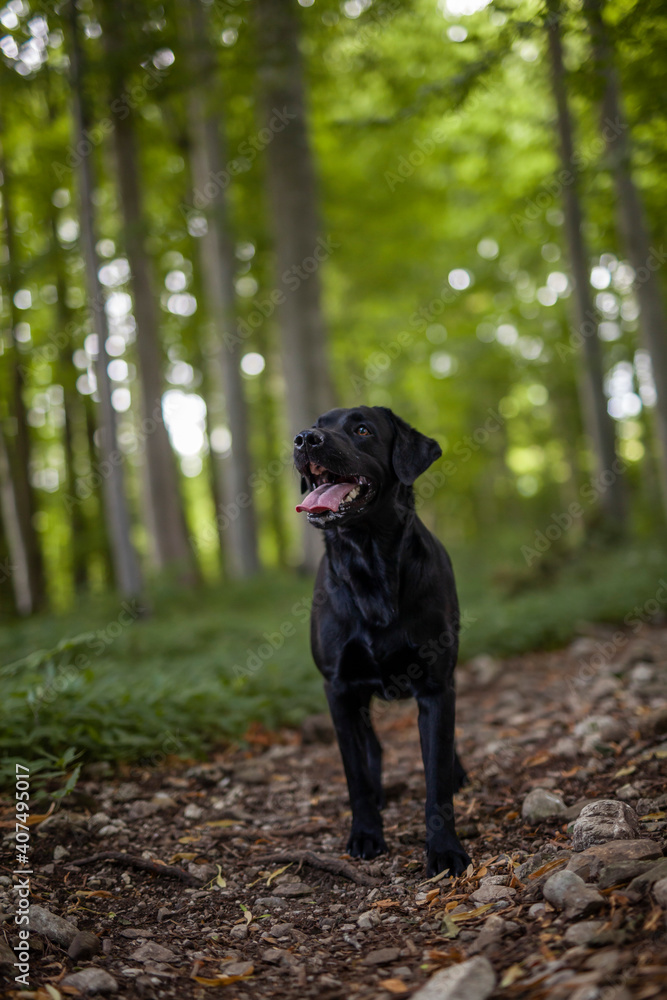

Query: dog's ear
left=384, top=410, right=442, bottom=485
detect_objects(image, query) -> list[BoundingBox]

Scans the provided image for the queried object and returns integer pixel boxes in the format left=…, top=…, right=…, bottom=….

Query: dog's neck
left=323, top=488, right=416, bottom=628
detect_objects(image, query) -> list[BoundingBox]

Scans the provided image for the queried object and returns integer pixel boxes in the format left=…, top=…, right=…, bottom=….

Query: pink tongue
left=296, top=481, right=357, bottom=514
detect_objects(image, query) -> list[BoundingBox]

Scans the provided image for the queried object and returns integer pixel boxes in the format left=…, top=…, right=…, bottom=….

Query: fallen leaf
left=500, top=963, right=524, bottom=987
left=440, top=914, right=460, bottom=939
left=169, top=852, right=198, bottom=863
left=239, top=903, right=252, bottom=925
left=643, top=907, right=663, bottom=932
left=614, top=764, right=636, bottom=778
left=378, top=978, right=408, bottom=994
left=450, top=903, right=494, bottom=922
left=504, top=810, right=519, bottom=821
left=266, top=863, right=292, bottom=886
left=525, top=751, right=550, bottom=766
left=205, top=820, right=239, bottom=828
left=192, top=970, right=254, bottom=987
left=373, top=899, right=400, bottom=910
left=527, top=857, right=567, bottom=880
left=640, top=812, right=665, bottom=820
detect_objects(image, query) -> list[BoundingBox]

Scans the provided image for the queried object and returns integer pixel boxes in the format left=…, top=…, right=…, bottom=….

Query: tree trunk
left=100, top=4, right=198, bottom=583
left=68, top=2, right=143, bottom=600
left=584, top=0, right=667, bottom=520
left=183, top=0, right=259, bottom=577
left=0, top=133, right=46, bottom=610
left=256, top=0, right=336, bottom=569
left=545, top=0, right=625, bottom=526
left=0, top=425, right=33, bottom=615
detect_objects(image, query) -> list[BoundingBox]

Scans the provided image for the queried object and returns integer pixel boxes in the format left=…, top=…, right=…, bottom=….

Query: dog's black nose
left=294, top=428, right=324, bottom=450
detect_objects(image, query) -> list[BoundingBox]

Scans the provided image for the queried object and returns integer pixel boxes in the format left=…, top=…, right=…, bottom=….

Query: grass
left=1, top=537, right=666, bottom=791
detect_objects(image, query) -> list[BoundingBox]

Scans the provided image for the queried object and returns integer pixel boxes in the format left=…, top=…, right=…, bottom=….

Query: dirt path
left=2, top=624, right=666, bottom=999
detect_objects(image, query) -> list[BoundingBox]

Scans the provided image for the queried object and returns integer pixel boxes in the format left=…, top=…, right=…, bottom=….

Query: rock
left=574, top=715, right=626, bottom=743
left=89, top=811, right=111, bottom=829
left=96, top=824, right=123, bottom=838
left=542, top=870, right=604, bottom=919
left=552, top=737, right=579, bottom=758
left=469, top=883, right=516, bottom=905
left=183, top=803, right=203, bottom=820
left=357, top=909, right=381, bottom=930
left=638, top=706, right=667, bottom=737
left=626, top=857, right=667, bottom=899
left=254, top=896, right=286, bottom=910
left=234, top=763, right=268, bottom=784
left=468, top=915, right=509, bottom=954
left=61, top=969, right=118, bottom=994
left=598, top=859, right=658, bottom=889
left=0, top=940, right=16, bottom=965
left=119, top=928, right=155, bottom=939
left=409, top=956, right=496, bottom=1000
left=230, top=924, right=248, bottom=940
left=584, top=948, right=622, bottom=973
left=652, top=877, right=667, bottom=907
left=521, top=789, right=566, bottom=823
left=278, top=882, right=313, bottom=897
left=616, top=783, right=641, bottom=801
left=127, top=800, right=160, bottom=820
left=362, top=947, right=400, bottom=965
left=67, top=931, right=101, bottom=961
left=563, top=920, right=606, bottom=946
left=262, top=948, right=285, bottom=963
left=629, top=662, right=654, bottom=688
left=53, top=844, right=69, bottom=861
left=28, top=905, right=78, bottom=947
left=130, top=941, right=178, bottom=963
left=114, top=782, right=143, bottom=802
left=572, top=800, right=641, bottom=851
left=527, top=903, right=547, bottom=918
left=269, top=922, right=293, bottom=937
left=567, top=839, right=662, bottom=879
left=300, top=712, right=335, bottom=744
left=219, top=960, right=253, bottom=977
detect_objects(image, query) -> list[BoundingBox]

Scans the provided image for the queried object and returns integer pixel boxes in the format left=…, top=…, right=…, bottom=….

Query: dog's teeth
left=345, top=486, right=360, bottom=501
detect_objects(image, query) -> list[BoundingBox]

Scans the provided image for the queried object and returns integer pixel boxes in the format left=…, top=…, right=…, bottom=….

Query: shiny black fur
left=294, top=406, right=471, bottom=877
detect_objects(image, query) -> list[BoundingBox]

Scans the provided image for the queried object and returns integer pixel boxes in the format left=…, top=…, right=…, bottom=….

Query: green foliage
left=1, top=539, right=665, bottom=790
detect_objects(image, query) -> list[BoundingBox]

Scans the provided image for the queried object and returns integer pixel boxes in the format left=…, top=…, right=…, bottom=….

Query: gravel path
left=1, top=622, right=666, bottom=999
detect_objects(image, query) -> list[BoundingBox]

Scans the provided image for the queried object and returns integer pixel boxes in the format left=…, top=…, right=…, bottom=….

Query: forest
left=1, top=2, right=667, bottom=998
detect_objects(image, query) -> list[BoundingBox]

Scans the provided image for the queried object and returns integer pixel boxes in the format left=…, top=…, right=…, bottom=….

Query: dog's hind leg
left=365, top=720, right=385, bottom=809
left=453, top=750, right=468, bottom=792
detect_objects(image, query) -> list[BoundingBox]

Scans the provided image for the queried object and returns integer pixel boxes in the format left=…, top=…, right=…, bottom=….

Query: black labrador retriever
left=294, top=405, right=471, bottom=877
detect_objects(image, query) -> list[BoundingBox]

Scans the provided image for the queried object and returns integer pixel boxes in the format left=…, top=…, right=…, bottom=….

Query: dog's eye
left=355, top=425, right=371, bottom=437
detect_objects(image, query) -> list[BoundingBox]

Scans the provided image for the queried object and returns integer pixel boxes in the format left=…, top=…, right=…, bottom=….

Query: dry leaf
left=205, top=820, right=238, bottom=828
left=500, top=963, right=524, bottom=987
left=373, top=899, right=400, bottom=910
left=615, top=764, right=636, bottom=778
left=169, top=852, right=198, bottom=863
left=378, top=978, right=408, bottom=994
left=527, top=857, right=567, bottom=880
left=266, top=863, right=292, bottom=886
left=450, top=902, right=494, bottom=922
left=192, top=969, right=254, bottom=987
left=440, top=914, right=460, bottom=939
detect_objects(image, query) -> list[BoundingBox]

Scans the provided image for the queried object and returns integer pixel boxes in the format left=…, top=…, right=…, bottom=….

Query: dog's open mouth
left=296, top=463, right=374, bottom=521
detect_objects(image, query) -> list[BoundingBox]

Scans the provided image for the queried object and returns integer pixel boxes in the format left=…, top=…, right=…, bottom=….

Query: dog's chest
left=336, top=629, right=417, bottom=699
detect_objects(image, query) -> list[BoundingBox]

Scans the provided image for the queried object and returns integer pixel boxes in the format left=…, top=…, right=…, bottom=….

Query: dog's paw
left=426, top=841, right=471, bottom=878
left=347, top=828, right=388, bottom=860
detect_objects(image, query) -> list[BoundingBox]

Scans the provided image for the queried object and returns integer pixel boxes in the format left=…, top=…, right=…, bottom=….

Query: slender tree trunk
left=545, top=0, right=624, bottom=526
left=584, top=0, right=667, bottom=519
left=99, top=5, right=198, bottom=582
left=0, top=133, right=46, bottom=610
left=0, top=425, right=33, bottom=615
left=68, top=2, right=143, bottom=599
left=183, top=0, right=259, bottom=577
left=256, top=0, right=336, bottom=570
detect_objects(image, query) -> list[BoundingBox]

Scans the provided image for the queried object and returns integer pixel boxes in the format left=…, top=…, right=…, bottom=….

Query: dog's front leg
left=325, top=682, right=387, bottom=860
left=417, top=686, right=472, bottom=877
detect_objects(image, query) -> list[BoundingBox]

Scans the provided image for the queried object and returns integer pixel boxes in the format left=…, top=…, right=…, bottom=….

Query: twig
left=247, top=850, right=379, bottom=887
left=67, top=851, right=202, bottom=887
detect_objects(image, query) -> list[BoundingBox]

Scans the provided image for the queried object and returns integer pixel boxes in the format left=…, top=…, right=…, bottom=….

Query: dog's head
left=293, top=406, right=442, bottom=527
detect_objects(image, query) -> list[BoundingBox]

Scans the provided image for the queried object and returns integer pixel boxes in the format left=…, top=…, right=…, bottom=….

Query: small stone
left=598, top=859, right=658, bottom=889
left=616, top=784, right=641, bottom=801
left=563, top=920, right=606, bottom=946
left=626, top=857, right=667, bottom=899
left=572, top=800, right=641, bottom=851
left=89, top=811, right=111, bottom=829
left=28, top=905, right=78, bottom=947
left=269, top=922, right=293, bottom=937
left=528, top=903, right=547, bottom=918
left=183, top=803, right=203, bottom=820
left=542, top=870, right=604, bottom=919
left=638, top=706, right=667, bottom=737
left=114, top=782, right=143, bottom=802
left=97, top=824, right=123, bottom=838
left=362, top=947, right=400, bottom=965
left=68, top=931, right=101, bottom=961
left=219, top=961, right=253, bottom=977
left=652, top=877, right=667, bottom=907
left=574, top=715, right=625, bottom=743
left=230, top=924, right=248, bottom=940
left=234, top=763, right=268, bottom=784
left=553, top=737, right=579, bottom=758
left=61, top=969, right=118, bottom=994
left=410, top=956, right=496, bottom=1000
left=53, top=844, right=69, bottom=861
left=469, top=883, right=516, bottom=905
left=277, top=882, right=313, bottom=897
left=262, top=948, right=285, bottom=963
left=468, top=915, right=508, bottom=955
left=567, top=839, right=661, bottom=879
left=521, top=789, right=566, bottom=824
left=127, top=800, right=159, bottom=820
left=357, top=909, right=381, bottom=930
left=119, top=928, right=155, bottom=939
left=130, top=942, right=178, bottom=963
